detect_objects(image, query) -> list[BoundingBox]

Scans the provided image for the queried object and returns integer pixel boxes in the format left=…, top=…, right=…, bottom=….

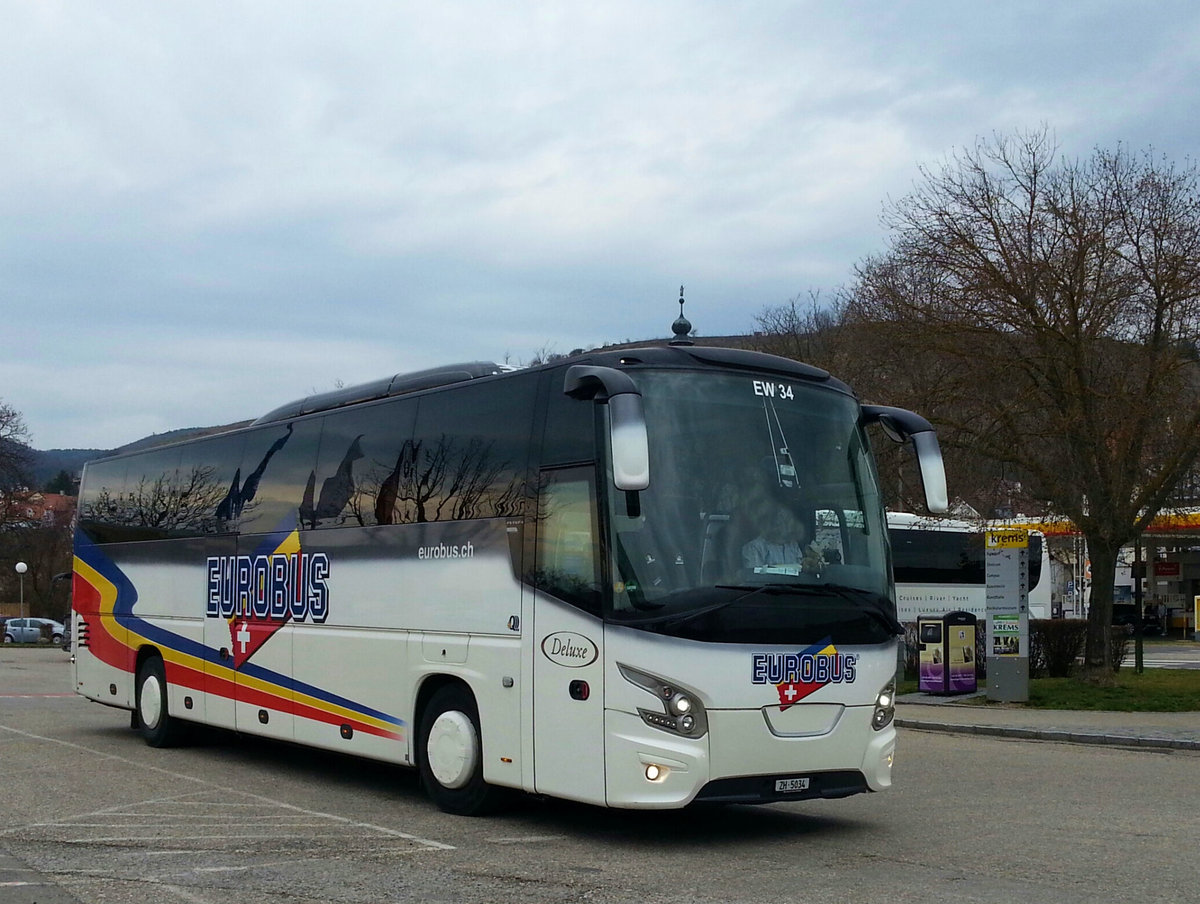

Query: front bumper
left=604, top=705, right=896, bottom=808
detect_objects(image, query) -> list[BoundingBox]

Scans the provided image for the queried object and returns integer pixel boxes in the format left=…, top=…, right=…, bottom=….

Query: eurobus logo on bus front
left=752, top=638, right=857, bottom=710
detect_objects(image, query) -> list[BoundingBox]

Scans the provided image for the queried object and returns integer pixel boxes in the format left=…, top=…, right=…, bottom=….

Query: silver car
left=3, top=617, right=66, bottom=645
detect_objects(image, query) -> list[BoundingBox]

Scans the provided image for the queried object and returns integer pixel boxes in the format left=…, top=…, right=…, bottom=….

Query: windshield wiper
left=809, top=583, right=904, bottom=636
left=614, top=584, right=776, bottom=627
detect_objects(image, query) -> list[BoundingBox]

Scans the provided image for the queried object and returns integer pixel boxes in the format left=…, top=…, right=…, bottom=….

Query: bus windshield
left=605, top=370, right=894, bottom=646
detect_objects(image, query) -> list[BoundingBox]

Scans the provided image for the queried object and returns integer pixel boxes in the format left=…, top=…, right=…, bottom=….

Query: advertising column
left=986, top=529, right=1029, bottom=703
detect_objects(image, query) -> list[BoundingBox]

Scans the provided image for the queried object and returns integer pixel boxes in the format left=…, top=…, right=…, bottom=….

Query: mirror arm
left=564, top=365, right=650, bottom=492
left=861, top=404, right=948, bottom=514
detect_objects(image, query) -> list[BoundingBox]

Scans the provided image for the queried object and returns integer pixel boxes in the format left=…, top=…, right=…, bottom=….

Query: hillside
left=29, top=448, right=107, bottom=487
left=30, top=421, right=251, bottom=488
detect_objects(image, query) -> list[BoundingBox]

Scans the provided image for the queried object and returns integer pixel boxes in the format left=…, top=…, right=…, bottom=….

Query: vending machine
left=917, top=611, right=977, bottom=695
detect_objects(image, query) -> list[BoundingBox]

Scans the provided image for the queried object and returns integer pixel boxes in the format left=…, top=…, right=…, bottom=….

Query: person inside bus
left=741, top=500, right=808, bottom=571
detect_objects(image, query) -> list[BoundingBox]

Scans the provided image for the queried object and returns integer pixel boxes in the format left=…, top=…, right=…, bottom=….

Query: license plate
left=775, top=777, right=810, bottom=793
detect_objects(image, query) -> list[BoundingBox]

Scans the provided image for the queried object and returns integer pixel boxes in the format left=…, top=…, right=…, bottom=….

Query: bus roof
left=254, top=344, right=848, bottom=426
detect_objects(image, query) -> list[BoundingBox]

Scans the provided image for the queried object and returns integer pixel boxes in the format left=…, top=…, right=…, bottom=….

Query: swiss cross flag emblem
left=224, top=527, right=302, bottom=669
left=776, top=679, right=823, bottom=710
left=228, top=615, right=288, bottom=669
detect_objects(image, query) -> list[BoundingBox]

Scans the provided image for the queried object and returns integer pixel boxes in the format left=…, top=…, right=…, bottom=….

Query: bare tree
left=0, top=400, right=34, bottom=524
left=841, top=128, right=1200, bottom=675
left=0, top=521, right=73, bottom=619
left=753, top=294, right=1006, bottom=514
left=753, top=291, right=845, bottom=366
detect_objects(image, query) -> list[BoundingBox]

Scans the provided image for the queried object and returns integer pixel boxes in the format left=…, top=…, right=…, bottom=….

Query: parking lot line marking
left=159, top=883, right=214, bottom=904
left=64, top=834, right=318, bottom=844
left=0, top=724, right=456, bottom=851
left=487, top=835, right=568, bottom=844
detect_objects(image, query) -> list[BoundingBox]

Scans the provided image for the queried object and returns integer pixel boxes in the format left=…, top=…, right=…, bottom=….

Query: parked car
left=2, top=617, right=66, bottom=645
left=1112, top=604, right=1162, bottom=635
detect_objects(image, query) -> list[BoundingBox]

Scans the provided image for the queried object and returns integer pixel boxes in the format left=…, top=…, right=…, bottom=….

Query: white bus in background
left=71, top=341, right=948, bottom=815
left=887, top=513, right=1052, bottom=623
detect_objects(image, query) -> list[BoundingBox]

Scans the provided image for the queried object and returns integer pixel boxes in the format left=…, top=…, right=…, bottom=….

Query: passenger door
left=530, top=466, right=608, bottom=805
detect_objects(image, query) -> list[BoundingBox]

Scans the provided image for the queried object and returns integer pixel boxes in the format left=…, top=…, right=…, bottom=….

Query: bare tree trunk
left=1082, top=537, right=1120, bottom=679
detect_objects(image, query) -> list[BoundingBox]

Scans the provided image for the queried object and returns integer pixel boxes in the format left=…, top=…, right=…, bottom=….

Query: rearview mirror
left=564, top=365, right=650, bottom=492
left=862, top=405, right=948, bottom=514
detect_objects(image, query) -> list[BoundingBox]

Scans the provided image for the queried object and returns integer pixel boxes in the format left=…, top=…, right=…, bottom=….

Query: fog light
left=644, top=763, right=670, bottom=782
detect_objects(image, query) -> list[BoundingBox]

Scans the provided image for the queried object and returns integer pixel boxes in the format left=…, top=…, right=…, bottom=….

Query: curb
left=895, top=718, right=1200, bottom=752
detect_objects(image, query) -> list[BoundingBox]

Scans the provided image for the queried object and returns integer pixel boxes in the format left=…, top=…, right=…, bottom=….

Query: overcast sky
left=6, top=1, right=1200, bottom=450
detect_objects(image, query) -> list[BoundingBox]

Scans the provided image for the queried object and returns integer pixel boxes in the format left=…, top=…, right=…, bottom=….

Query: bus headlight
left=618, top=664, right=709, bottom=739
left=669, top=692, right=692, bottom=715
left=872, top=678, right=897, bottom=731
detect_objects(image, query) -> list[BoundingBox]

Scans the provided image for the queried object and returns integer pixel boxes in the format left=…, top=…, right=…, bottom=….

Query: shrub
left=902, top=622, right=919, bottom=679
left=1109, top=627, right=1132, bottom=673
left=1030, top=619, right=1087, bottom=678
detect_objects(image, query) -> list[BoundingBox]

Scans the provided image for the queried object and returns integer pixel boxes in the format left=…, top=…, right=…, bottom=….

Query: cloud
left=3, top=1, right=1200, bottom=448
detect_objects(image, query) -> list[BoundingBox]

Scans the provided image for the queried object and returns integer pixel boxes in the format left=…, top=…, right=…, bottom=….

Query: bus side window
left=534, top=467, right=602, bottom=614
left=238, top=418, right=324, bottom=535
left=78, top=457, right=130, bottom=544
left=409, top=376, right=535, bottom=523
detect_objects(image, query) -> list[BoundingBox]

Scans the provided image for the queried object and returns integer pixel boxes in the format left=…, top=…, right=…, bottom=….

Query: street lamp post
left=15, top=562, right=27, bottom=619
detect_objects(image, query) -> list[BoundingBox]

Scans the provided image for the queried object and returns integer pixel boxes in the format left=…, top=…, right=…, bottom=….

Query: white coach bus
left=888, top=513, right=1052, bottom=622
left=72, top=343, right=946, bottom=814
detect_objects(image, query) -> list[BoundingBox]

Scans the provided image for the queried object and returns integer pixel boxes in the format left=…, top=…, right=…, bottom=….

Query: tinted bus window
left=124, top=445, right=188, bottom=539
left=78, top=456, right=130, bottom=544
left=310, top=399, right=416, bottom=529
left=406, top=376, right=535, bottom=523
left=85, top=446, right=185, bottom=542
left=541, top=369, right=597, bottom=466
left=183, top=432, right=247, bottom=535
left=889, top=528, right=985, bottom=585
left=533, top=466, right=602, bottom=614
left=1029, top=533, right=1043, bottom=590
left=237, top=419, right=324, bottom=535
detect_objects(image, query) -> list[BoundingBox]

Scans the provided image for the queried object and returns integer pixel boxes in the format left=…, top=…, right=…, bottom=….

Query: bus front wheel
left=135, top=655, right=184, bottom=748
left=417, top=684, right=503, bottom=816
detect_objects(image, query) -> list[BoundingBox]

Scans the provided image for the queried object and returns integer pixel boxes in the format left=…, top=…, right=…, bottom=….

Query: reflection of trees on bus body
left=85, top=464, right=231, bottom=536
left=372, top=435, right=521, bottom=526
left=83, top=431, right=524, bottom=535
left=82, top=374, right=536, bottom=538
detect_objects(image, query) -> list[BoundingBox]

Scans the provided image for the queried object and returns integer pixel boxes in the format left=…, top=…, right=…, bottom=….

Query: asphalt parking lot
left=3, top=648, right=1198, bottom=904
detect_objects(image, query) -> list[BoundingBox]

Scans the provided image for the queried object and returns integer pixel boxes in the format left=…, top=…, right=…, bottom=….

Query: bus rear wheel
left=135, top=655, right=185, bottom=748
left=418, top=684, right=504, bottom=816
